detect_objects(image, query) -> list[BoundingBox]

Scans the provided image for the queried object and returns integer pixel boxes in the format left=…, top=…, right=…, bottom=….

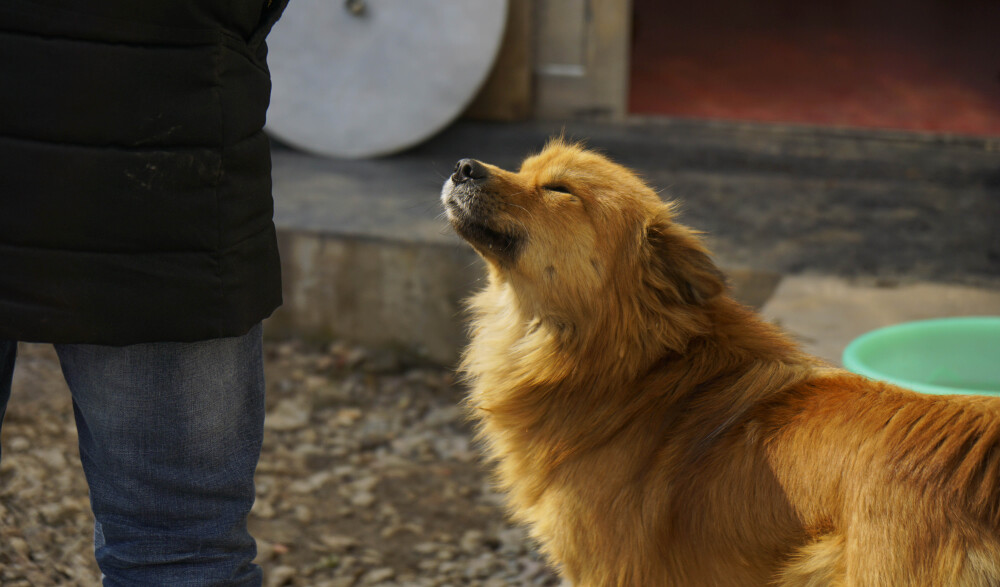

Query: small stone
left=314, top=355, right=335, bottom=371
left=424, top=405, right=462, bottom=428
left=304, top=374, right=330, bottom=392
left=497, top=526, right=530, bottom=555
left=265, top=399, right=310, bottom=431
left=320, top=535, right=359, bottom=552
left=358, top=548, right=383, bottom=565
left=9, top=536, right=30, bottom=557
left=380, top=523, right=422, bottom=539
left=7, top=436, right=30, bottom=452
left=266, top=564, right=296, bottom=587
left=360, top=567, right=395, bottom=585
left=312, top=384, right=351, bottom=409
left=312, top=554, right=341, bottom=570
left=350, top=491, right=376, bottom=508
left=334, top=407, right=363, bottom=427
left=352, top=476, right=379, bottom=492
left=435, top=547, right=457, bottom=561
left=413, top=542, right=440, bottom=555
left=459, top=529, right=485, bottom=554
left=293, top=505, right=312, bottom=524
left=288, top=471, right=334, bottom=494
left=252, top=499, right=277, bottom=520
left=275, top=342, right=298, bottom=357
left=464, top=554, right=501, bottom=579
left=344, top=348, right=368, bottom=368
left=38, top=501, right=74, bottom=524
left=32, top=448, right=68, bottom=469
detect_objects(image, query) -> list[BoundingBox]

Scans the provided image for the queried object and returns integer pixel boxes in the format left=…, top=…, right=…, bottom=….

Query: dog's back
left=768, top=372, right=1000, bottom=585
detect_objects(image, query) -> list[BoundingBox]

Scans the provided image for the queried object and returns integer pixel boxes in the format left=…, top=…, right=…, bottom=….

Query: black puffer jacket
left=0, top=0, right=287, bottom=344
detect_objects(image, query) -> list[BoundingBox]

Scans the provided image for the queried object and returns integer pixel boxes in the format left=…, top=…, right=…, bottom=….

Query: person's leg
left=55, top=324, right=266, bottom=587
left=0, top=340, right=17, bottom=461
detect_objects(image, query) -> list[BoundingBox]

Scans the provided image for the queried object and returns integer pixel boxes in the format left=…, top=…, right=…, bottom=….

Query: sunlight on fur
left=441, top=139, right=1000, bottom=586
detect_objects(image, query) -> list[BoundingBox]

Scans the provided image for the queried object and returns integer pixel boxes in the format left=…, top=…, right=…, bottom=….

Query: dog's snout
left=453, top=158, right=489, bottom=184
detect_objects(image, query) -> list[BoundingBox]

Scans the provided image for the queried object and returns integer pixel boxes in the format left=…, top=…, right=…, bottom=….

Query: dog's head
left=442, top=139, right=725, bottom=339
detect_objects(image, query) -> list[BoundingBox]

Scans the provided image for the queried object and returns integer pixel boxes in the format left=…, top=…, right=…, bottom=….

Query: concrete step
left=264, top=120, right=1000, bottom=365
left=762, top=276, right=1000, bottom=365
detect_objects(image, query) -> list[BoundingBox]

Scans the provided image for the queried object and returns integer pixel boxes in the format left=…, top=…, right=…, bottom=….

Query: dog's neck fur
left=461, top=271, right=816, bottom=494
left=463, top=263, right=815, bottom=404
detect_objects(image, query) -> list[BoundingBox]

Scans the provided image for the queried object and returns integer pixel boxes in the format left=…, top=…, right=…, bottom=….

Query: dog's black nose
left=452, top=158, right=489, bottom=183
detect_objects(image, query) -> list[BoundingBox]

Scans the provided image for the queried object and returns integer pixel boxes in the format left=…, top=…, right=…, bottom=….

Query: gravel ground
left=0, top=340, right=562, bottom=586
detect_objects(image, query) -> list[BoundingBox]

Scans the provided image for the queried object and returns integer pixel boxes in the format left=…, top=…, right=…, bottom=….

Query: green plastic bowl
left=842, top=316, right=1000, bottom=396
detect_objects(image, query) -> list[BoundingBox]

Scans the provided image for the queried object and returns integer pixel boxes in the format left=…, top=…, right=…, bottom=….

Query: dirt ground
left=0, top=340, right=562, bottom=587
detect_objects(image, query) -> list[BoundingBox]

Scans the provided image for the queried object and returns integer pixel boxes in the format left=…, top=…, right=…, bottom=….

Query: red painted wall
left=630, top=0, right=1000, bottom=136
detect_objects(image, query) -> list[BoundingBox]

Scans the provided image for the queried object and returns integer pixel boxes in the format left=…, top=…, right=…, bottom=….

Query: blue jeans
left=0, top=325, right=266, bottom=586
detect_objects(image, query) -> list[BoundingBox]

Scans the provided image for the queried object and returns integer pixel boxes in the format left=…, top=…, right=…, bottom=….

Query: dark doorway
left=629, top=0, right=1000, bottom=136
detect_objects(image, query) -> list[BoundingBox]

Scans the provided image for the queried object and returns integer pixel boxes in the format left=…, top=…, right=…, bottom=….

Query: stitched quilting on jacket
left=0, top=0, right=288, bottom=344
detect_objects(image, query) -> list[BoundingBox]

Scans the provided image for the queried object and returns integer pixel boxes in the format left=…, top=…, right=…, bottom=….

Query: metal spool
left=266, top=0, right=509, bottom=158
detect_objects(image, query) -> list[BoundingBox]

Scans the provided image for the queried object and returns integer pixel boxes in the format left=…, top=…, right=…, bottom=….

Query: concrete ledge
left=763, top=276, right=1000, bottom=365
left=264, top=119, right=998, bottom=365
left=265, top=223, right=1000, bottom=368
left=265, top=226, right=782, bottom=365
left=266, top=230, right=483, bottom=366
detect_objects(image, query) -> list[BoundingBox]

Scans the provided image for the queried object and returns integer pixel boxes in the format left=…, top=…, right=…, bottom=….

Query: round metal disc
left=266, top=0, right=508, bottom=158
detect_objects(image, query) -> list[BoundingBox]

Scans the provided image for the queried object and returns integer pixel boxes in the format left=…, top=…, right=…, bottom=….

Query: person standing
left=0, top=1, right=288, bottom=584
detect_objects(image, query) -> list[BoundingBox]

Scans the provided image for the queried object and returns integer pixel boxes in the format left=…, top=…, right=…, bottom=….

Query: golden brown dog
left=440, top=139, right=1000, bottom=586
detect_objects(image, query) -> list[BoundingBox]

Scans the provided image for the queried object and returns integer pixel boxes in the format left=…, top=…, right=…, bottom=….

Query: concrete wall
left=265, top=227, right=782, bottom=367
left=266, top=230, right=485, bottom=367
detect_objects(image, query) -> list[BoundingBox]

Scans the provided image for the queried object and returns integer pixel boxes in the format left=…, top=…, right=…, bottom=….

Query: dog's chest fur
left=463, top=294, right=809, bottom=585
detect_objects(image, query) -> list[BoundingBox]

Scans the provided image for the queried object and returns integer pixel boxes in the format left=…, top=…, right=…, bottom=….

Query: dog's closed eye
left=544, top=185, right=573, bottom=195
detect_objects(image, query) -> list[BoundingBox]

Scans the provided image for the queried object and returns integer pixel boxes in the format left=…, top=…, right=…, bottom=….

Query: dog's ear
left=643, top=220, right=726, bottom=306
